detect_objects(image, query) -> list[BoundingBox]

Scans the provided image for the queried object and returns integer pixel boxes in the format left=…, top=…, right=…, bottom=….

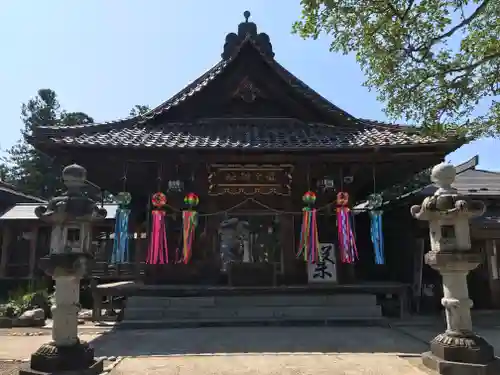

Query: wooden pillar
left=90, top=277, right=103, bottom=322
left=485, top=239, right=500, bottom=308
left=204, top=197, right=221, bottom=272
left=0, top=225, right=12, bottom=278
left=28, top=225, right=40, bottom=279
left=134, top=220, right=146, bottom=282
left=280, top=211, right=295, bottom=284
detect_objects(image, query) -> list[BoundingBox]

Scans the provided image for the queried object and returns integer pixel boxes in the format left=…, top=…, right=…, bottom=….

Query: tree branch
left=408, top=52, right=500, bottom=92
left=385, top=1, right=405, bottom=21
left=415, top=0, right=490, bottom=52
left=401, top=0, right=415, bottom=20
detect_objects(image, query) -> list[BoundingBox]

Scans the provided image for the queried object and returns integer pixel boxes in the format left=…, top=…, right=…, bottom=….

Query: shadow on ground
left=88, top=326, right=430, bottom=357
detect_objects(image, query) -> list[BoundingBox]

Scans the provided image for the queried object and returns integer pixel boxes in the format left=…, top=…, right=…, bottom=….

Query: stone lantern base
left=19, top=340, right=104, bottom=375
left=422, top=331, right=500, bottom=375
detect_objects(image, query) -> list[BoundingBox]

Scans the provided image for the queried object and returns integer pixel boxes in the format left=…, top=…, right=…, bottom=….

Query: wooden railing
left=90, top=261, right=139, bottom=281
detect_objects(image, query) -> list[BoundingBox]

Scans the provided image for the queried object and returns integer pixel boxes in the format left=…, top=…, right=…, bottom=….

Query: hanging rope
left=163, top=197, right=338, bottom=217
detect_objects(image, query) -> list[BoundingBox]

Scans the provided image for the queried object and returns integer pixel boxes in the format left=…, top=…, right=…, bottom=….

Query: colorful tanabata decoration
left=111, top=192, right=131, bottom=264
left=181, top=193, right=199, bottom=264
left=367, top=193, right=385, bottom=265
left=336, top=192, right=358, bottom=263
left=297, top=191, right=320, bottom=264
left=146, top=192, right=169, bottom=264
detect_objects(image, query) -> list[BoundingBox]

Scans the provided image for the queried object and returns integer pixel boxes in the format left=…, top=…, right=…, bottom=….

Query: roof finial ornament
left=244, top=10, right=251, bottom=23
left=221, top=11, right=275, bottom=60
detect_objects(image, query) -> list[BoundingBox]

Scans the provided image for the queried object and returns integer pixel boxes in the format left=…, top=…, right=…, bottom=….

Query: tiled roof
left=0, top=181, right=46, bottom=203
left=32, top=29, right=459, bottom=152
left=134, top=38, right=362, bottom=127
left=0, top=203, right=117, bottom=220
left=474, top=208, right=500, bottom=227
left=420, top=168, right=500, bottom=197
left=36, top=118, right=450, bottom=150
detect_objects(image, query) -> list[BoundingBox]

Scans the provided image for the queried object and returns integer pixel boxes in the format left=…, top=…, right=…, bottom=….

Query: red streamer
left=146, top=210, right=169, bottom=264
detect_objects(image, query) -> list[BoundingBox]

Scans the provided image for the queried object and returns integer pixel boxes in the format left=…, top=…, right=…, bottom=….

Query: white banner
left=307, top=243, right=337, bottom=283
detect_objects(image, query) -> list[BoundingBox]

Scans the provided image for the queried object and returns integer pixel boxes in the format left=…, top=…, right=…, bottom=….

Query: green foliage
left=293, top=0, right=500, bottom=138
left=129, top=104, right=151, bottom=117
left=0, top=283, right=51, bottom=318
left=0, top=89, right=151, bottom=199
left=1, top=89, right=94, bottom=198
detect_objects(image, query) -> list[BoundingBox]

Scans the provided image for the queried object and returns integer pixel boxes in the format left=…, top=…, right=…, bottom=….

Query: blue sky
left=1, top=0, right=498, bottom=170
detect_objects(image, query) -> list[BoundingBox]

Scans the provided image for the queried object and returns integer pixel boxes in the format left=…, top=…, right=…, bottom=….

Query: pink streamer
left=336, top=208, right=358, bottom=264
left=146, top=210, right=169, bottom=264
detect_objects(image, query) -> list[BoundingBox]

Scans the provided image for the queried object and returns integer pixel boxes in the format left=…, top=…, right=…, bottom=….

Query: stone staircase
left=120, top=293, right=384, bottom=328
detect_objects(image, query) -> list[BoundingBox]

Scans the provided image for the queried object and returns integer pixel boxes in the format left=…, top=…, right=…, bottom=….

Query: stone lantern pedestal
left=411, top=163, right=499, bottom=375
left=19, top=164, right=107, bottom=375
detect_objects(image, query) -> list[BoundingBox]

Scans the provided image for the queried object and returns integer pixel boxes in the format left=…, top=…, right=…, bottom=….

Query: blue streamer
left=370, top=211, right=385, bottom=265
left=111, top=208, right=130, bottom=264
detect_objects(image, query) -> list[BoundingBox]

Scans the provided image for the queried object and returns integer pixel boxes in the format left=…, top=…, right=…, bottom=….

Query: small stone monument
left=20, top=164, right=107, bottom=375
left=411, top=162, right=499, bottom=374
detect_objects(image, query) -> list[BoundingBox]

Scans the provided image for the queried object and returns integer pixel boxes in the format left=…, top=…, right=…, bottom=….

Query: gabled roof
left=31, top=12, right=461, bottom=152
left=420, top=168, right=500, bottom=197
left=0, top=203, right=117, bottom=221
left=353, top=156, right=484, bottom=210
left=0, top=180, right=46, bottom=204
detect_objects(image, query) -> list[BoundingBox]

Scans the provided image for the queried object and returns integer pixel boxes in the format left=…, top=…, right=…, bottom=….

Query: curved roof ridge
left=141, top=59, right=230, bottom=121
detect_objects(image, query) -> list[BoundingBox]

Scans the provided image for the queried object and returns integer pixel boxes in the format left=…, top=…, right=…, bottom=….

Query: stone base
left=430, top=331, right=495, bottom=364
left=422, top=352, right=500, bottom=375
left=19, top=340, right=103, bottom=375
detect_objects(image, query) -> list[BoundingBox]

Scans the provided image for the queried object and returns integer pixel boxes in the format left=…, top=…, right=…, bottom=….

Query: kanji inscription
left=208, top=164, right=293, bottom=196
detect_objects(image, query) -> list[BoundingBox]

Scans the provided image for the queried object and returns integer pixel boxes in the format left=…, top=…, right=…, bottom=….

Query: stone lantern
left=411, top=162, right=499, bottom=374
left=20, top=164, right=107, bottom=375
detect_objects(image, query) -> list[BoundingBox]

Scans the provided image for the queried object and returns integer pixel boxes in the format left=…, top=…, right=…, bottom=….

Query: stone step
left=118, top=317, right=387, bottom=329
left=123, top=305, right=382, bottom=321
left=122, top=293, right=382, bottom=327
left=125, top=294, right=377, bottom=309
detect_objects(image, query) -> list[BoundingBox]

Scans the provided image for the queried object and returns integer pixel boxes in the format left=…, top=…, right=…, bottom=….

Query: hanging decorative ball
left=367, top=193, right=383, bottom=210
left=302, top=191, right=317, bottom=205
left=115, top=192, right=132, bottom=206
left=151, top=192, right=167, bottom=208
left=337, top=191, right=349, bottom=206
left=184, top=192, right=200, bottom=208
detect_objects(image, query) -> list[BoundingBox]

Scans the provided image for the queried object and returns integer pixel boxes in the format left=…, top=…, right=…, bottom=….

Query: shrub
left=0, top=282, right=51, bottom=318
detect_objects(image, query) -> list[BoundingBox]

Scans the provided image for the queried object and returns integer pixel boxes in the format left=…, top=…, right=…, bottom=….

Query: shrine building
left=28, top=12, right=466, bottom=323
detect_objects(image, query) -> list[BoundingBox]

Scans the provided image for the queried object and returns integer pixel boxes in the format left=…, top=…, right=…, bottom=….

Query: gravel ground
left=0, top=361, right=23, bottom=375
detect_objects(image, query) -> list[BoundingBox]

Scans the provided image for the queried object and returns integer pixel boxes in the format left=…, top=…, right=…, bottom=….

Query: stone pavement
left=112, top=354, right=431, bottom=375
left=1, top=324, right=499, bottom=374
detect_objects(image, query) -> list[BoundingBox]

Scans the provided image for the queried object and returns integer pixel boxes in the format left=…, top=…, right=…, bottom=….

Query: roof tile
left=47, top=119, right=447, bottom=150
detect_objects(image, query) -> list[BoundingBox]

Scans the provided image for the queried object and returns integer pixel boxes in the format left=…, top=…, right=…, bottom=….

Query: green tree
left=293, top=0, right=500, bottom=137
left=129, top=105, right=150, bottom=117
left=1, top=92, right=152, bottom=198
left=3, top=89, right=95, bottom=198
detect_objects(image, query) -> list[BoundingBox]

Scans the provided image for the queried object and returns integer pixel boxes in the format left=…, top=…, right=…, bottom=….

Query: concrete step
left=118, top=316, right=388, bottom=329
left=125, top=294, right=377, bottom=309
left=123, top=305, right=383, bottom=321
left=122, top=293, right=382, bottom=327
